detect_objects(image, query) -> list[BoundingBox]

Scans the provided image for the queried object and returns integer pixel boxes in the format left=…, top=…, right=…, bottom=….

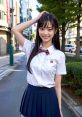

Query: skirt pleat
left=20, top=86, right=31, bottom=116
left=31, top=92, right=37, bottom=117
left=20, top=84, right=61, bottom=117
left=36, top=92, right=42, bottom=117
left=50, top=89, right=61, bottom=117
left=45, top=93, right=51, bottom=117
left=26, top=91, right=34, bottom=116
left=42, top=94, right=46, bottom=117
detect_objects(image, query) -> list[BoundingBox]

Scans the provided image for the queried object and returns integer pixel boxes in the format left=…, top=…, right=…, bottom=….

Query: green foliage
left=63, top=61, right=82, bottom=96
left=37, top=0, right=82, bottom=54
left=66, top=56, right=82, bottom=63
left=75, top=89, right=82, bottom=96
left=37, top=0, right=82, bottom=26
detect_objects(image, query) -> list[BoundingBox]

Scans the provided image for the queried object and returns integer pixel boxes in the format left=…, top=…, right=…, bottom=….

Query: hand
left=36, top=11, right=48, bottom=21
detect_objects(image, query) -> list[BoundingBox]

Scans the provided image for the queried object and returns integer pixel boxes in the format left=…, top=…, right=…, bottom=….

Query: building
left=65, top=18, right=82, bottom=46
left=23, top=9, right=32, bottom=39
left=20, top=0, right=28, bottom=22
left=0, top=0, right=20, bottom=55
left=20, top=0, right=32, bottom=39
left=0, top=0, right=10, bottom=55
left=10, top=0, right=20, bottom=51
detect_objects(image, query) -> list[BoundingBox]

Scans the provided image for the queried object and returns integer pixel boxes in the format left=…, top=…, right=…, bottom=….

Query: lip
left=42, top=36, right=49, bottom=39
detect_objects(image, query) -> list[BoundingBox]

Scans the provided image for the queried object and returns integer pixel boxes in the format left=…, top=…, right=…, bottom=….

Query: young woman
left=11, top=11, right=66, bottom=117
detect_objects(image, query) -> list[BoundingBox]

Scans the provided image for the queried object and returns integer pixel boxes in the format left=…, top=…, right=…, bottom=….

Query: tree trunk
left=75, top=1, right=81, bottom=59
left=61, top=23, right=66, bottom=52
left=76, top=20, right=80, bottom=58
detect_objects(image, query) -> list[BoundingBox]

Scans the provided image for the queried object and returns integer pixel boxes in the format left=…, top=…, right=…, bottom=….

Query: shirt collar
left=40, top=44, right=56, bottom=54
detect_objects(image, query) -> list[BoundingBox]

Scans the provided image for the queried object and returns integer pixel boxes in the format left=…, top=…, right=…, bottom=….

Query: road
left=65, top=52, right=82, bottom=58
left=0, top=60, right=74, bottom=117
left=0, top=52, right=25, bottom=67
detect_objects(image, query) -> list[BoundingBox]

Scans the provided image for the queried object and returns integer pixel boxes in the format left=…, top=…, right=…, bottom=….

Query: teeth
left=43, top=37, right=49, bottom=38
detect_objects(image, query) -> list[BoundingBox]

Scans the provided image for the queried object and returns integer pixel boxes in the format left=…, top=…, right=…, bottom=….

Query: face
left=38, top=22, right=55, bottom=44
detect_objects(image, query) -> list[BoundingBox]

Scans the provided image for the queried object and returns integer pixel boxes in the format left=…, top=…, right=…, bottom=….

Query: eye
left=48, top=28, right=53, bottom=31
left=39, top=27, right=44, bottom=30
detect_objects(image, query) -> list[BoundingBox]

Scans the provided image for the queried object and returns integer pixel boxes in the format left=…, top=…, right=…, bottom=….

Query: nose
left=44, top=29, right=48, bottom=34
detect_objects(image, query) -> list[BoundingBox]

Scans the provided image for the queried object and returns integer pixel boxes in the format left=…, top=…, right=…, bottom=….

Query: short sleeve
left=56, top=53, right=67, bottom=75
left=19, top=39, right=35, bottom=62
left=20, top=39, right=34, bottom=55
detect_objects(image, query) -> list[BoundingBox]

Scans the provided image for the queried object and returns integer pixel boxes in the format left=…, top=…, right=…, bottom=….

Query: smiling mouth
left=43, top=36, right=49, bottom=39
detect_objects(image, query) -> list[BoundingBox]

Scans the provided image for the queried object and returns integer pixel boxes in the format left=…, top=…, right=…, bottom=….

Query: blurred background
left=0, top=0, right=82, bottom=117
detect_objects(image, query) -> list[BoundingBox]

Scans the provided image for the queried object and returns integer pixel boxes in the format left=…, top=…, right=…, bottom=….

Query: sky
left=29, top=0, right=40, bottom=18
left=28, top=0, right=41, bottom=31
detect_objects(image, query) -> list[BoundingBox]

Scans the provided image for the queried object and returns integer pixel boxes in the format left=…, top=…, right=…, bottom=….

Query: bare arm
left=11, top=18, right=38, bottom=46
left=55, top=75, right=63, bottom=116
left=11, top=11, right=47, bottom=47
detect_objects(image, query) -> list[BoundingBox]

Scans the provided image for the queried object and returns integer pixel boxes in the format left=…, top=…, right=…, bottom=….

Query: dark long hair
left=27, top=12, right=60, bottom=73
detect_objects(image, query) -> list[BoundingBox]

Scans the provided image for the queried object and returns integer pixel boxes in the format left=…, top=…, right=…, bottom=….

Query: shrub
left=75, top=89, right=82, bottom=96
left=63, top=62, right=82, bottom=90
left=66, top=56, right=82, bottom=63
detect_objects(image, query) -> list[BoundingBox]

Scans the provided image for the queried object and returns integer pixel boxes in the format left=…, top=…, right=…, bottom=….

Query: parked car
left=65, top=44, right=76, bottom=53
left=80, top=46, right=82, bottom=53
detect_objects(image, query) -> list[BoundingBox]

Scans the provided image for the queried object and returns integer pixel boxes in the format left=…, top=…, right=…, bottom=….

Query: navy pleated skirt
left=20, top=84, right=61, bottom=117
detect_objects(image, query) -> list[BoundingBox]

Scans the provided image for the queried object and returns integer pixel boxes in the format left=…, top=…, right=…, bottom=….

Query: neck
left=42, top=42, right=52, bottom=49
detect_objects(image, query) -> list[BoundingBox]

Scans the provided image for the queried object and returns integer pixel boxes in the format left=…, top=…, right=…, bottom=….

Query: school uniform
left=20, top=39, right=66, bottom=117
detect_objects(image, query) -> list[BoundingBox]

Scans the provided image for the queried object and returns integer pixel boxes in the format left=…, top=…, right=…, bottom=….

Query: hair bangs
left=38, top=13, right=55, bottom=29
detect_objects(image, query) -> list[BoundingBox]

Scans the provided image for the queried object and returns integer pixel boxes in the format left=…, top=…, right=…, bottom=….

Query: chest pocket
left=44, top=58, right=58, bottom=72
left=48, top=58, right=57, bottom=66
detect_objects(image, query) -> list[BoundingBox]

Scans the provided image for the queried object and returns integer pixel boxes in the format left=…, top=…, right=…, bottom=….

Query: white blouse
left=21, top=39, right=67, bottom=88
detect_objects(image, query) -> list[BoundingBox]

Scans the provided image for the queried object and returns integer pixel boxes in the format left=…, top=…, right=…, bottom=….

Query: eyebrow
left=40, top=27, right=53, bottom=29
left=41, top=26, right=53, bottom=28
left=47, top=27, right=53, bottom=28
left=46, top=26, right=53, bottom=29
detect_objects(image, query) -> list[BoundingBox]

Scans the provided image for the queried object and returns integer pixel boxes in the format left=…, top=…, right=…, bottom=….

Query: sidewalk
left=0, top=52, right=25, bottom=80
left=0, top=53, right=82, bottom=117
left=62, top=90, right=82, bottom=117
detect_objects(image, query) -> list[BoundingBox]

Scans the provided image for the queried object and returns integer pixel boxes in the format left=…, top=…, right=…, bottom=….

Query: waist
left=28, top=83, right=55, bottom=93
left=27, top=77, right=55, bottom=88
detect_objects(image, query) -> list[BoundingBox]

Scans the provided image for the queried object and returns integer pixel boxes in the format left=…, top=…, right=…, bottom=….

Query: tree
left=75, top=0, right=82, bottom=58
left=37, top=0, right=82, bottom=57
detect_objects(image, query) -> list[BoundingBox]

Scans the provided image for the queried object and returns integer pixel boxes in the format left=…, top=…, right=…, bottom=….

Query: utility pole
left=9, top=0, right=14, bottom=66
